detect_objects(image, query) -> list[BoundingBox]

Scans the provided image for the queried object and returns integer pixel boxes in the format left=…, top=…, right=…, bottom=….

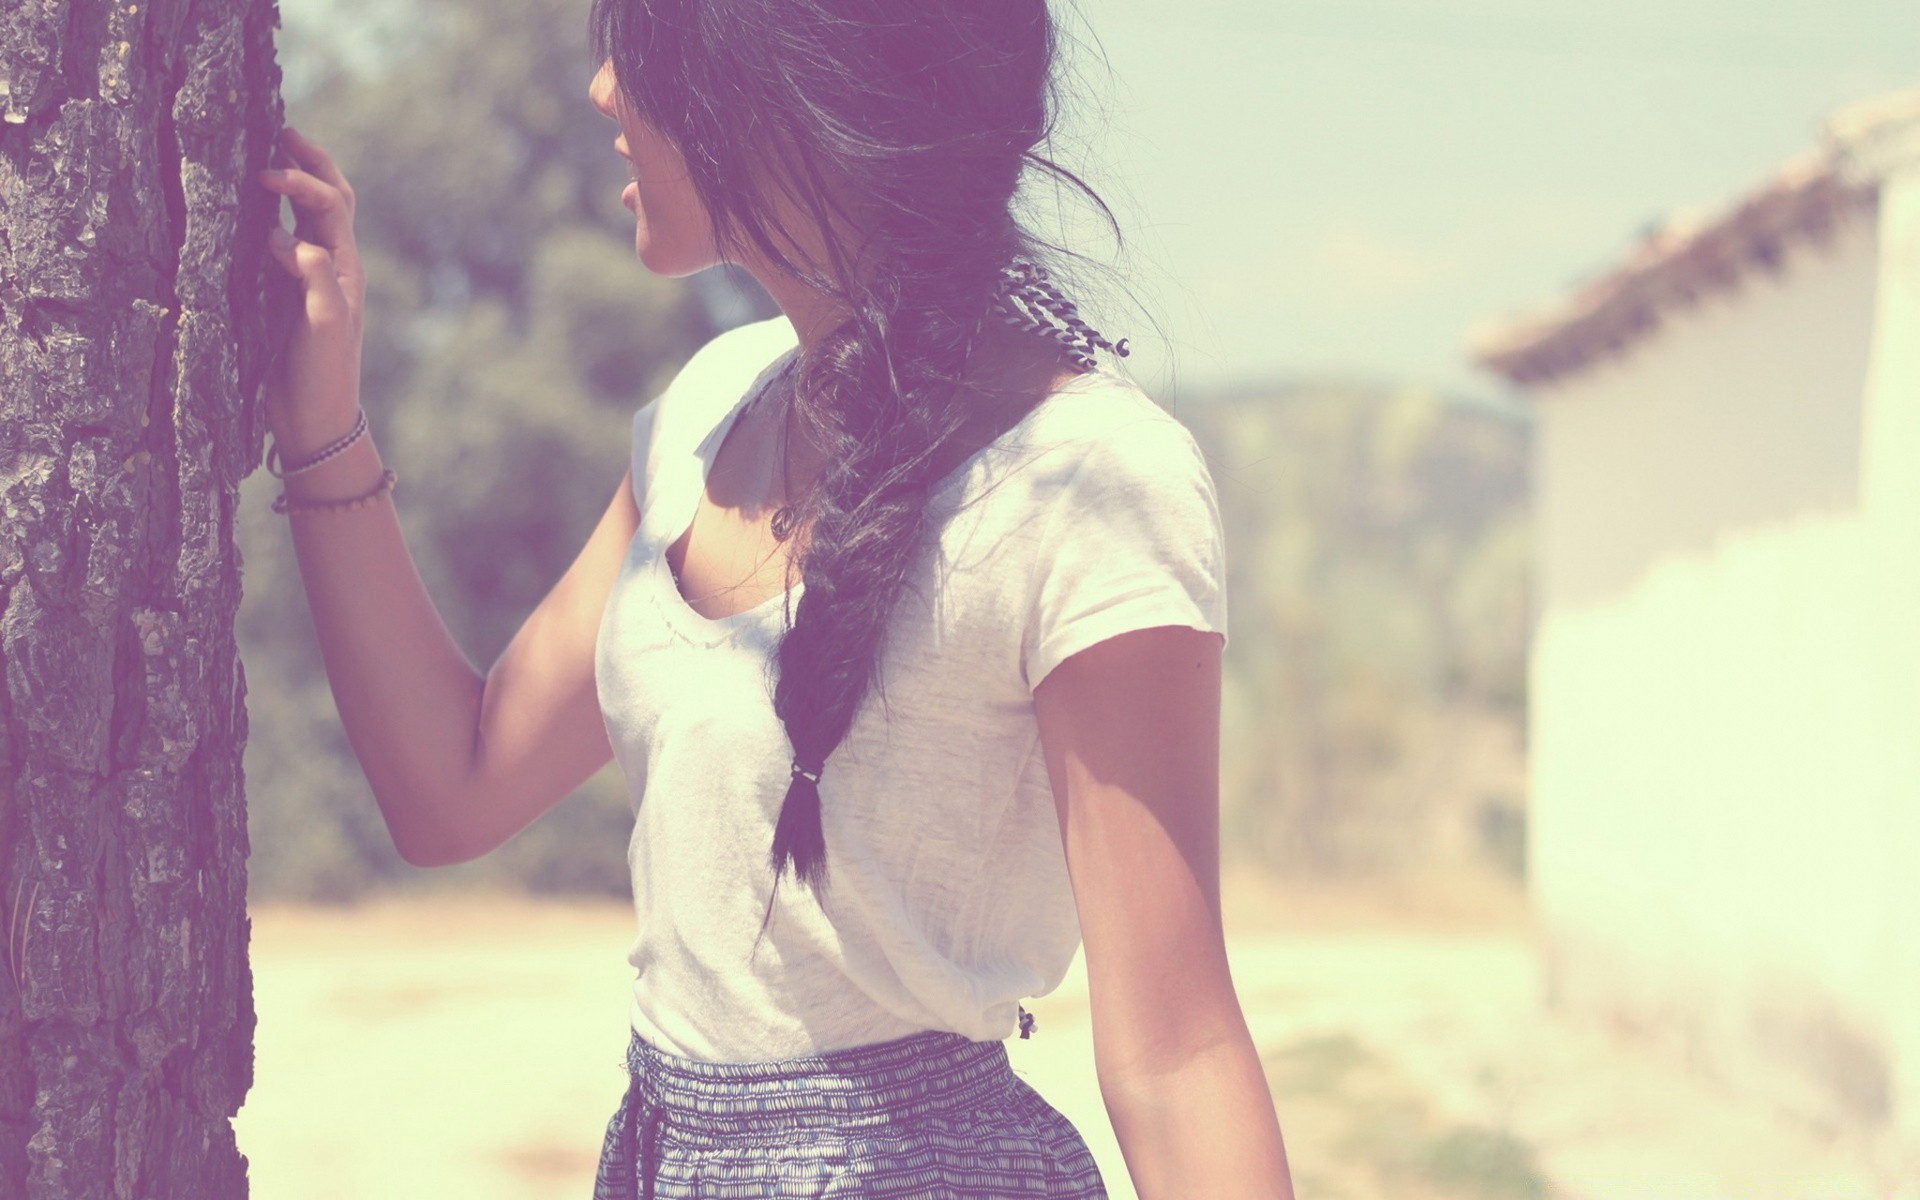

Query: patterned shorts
left=590, top=1012, right=1110, bottom=1199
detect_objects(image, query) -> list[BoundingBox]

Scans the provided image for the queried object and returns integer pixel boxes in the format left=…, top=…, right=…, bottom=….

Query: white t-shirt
left=594, top=314, right=1229, bottom=1063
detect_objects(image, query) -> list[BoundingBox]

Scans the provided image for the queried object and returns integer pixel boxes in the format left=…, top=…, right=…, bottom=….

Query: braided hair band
left=988, top=257, right=1130, bottom=372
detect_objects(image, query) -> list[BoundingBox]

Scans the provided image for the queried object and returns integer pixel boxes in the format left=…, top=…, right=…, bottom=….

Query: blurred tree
left=236, top=0, right=768, bottom=902
left=0, top=0, right=284, bottom=1191
left=1188, top=382, right=1531, bottom=883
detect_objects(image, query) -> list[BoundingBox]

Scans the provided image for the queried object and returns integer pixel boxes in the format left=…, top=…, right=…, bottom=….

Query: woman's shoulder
left=678, top=315, right=799, bottom=403
left=706, top=314, right=801, bottom=371
left=645, top=316, right=800, bottom=439
left=1022, top=367, right=1206, bottom=469
left=934, top=366, right=1213, bottom=537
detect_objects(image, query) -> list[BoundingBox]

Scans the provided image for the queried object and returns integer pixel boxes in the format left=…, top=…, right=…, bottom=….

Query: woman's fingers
left=257, top=165, right=353, bottom=252
left=255, top=125, right=363, bottom=335
left=277, top=126, right=355, bottom=205
left=266, top=222, right=302, bottom=280
left=265, top=220, right=352, bottom=325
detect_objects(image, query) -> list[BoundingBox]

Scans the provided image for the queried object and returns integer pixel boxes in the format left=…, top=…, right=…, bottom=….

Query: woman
left=255, top=0, right=1294, bottom=1195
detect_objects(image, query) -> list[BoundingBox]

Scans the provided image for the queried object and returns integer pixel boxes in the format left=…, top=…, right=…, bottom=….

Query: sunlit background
left=229, top=0, right=1920, bottom=1195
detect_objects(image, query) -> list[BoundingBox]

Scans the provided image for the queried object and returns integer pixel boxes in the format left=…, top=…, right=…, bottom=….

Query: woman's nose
left=589, top=62, right=615, bottom=119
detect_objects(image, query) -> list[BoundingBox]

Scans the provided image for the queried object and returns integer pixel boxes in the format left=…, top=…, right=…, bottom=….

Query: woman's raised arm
left=258, top=125, right=634, bottom=868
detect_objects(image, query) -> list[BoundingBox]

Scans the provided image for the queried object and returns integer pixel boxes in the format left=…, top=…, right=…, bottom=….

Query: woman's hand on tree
left=256, top=125, right=366, bottom=452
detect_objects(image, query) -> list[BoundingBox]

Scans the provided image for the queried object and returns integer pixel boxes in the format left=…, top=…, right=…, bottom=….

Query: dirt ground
left=231, top=869, right=1908, bottom=1199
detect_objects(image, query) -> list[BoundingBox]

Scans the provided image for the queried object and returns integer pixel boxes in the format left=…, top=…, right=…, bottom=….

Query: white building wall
left=1527, top=206, right=1916, bottom=1137
left=1858, top=165, right=1920, bottom=1162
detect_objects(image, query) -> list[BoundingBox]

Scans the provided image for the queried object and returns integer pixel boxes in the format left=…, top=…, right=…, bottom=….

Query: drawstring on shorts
left=639, top=1098, right=665, bottom=1200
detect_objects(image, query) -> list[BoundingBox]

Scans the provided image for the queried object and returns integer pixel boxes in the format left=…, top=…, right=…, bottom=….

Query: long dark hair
left=586, top=0, right=1151, bottom=922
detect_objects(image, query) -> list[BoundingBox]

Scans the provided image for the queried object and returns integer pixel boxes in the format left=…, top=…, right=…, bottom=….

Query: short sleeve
left=1022, top=416, right=1230, bottom=694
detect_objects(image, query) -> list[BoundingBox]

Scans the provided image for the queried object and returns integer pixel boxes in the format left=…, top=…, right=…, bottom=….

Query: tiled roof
left=1468, top=85, right=1920, bottom=387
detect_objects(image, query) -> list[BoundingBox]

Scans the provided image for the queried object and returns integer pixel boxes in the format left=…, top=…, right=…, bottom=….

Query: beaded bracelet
left=272, top=468, right=398, bottom=516
left=266, top=407, right=369, bottom=479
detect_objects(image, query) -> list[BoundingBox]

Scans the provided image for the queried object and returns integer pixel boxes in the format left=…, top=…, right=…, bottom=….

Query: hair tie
left=790, top=758, right=824, bottom=785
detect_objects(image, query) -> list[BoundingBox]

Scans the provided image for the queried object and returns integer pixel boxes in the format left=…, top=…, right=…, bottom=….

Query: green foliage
left=1261, top=1027, right=1551, bottom=1199
left=241, top=0, right=771, bottom=903
left=1185, top=383, right=1531, bottom=879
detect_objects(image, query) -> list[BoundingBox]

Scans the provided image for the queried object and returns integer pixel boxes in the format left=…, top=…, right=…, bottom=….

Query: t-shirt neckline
left=651, top=349, right=1119, bottom=640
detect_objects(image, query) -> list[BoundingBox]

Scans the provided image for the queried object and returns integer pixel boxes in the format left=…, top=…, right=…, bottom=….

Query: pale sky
left=1041, top=0, right=1919, bottom=404
left=289, top=0, right=1920, bottom=405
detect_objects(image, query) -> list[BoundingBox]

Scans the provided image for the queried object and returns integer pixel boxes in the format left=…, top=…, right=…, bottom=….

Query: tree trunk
left=0, top=0, right=288, bottom=1194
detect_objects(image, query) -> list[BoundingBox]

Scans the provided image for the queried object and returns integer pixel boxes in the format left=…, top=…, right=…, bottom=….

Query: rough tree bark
left=0, top=0, right=289, bottom=1194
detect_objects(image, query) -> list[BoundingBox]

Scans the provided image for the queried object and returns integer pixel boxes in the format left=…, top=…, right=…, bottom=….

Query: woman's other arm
left=1033, top=625, right=1295, bottom=1200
